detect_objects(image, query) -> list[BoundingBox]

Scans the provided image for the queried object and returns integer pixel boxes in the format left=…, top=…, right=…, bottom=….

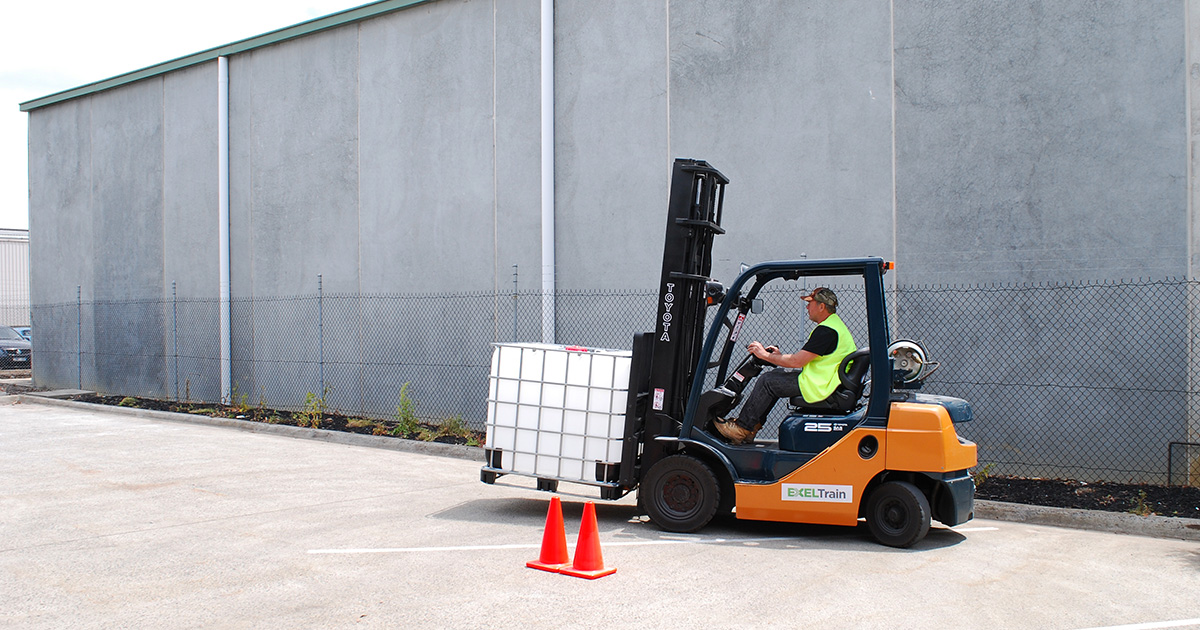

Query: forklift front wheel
left=642, top=454, right=720, bottom=533
left=865, top=480, right=931, bottom=548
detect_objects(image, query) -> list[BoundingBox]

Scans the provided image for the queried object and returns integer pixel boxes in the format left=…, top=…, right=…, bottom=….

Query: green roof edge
left=19, top=0, right=435, bottom=112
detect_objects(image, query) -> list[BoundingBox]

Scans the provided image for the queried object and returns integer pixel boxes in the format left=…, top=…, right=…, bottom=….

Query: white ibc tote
left=485, top=343, right=632, bottom=484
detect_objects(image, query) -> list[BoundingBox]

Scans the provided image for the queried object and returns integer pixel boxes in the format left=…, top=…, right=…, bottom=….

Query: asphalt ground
left=2, top=397, right=1199, bottom=630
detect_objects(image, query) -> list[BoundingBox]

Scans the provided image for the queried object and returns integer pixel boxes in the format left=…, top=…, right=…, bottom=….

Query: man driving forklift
left=714, top=287, right=857, bottom=445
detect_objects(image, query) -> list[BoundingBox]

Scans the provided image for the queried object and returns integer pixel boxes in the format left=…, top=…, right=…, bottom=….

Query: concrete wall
left=31, top=0, right=1193, bottom=311
left=670, top=0, right=895, bottom=286
left=554, top=1, right=670, bottom=292
left=163, top=64, right=221, bottom=401
left=894, top=1, right=1187, bottom=286
left=28, top=63, right=220, bottom=398
left=28, top=97, right=90, bottom=388
left=887, top=1, right=1190, bottom=482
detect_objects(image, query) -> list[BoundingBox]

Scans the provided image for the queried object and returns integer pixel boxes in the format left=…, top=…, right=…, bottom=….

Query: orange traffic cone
left=526, top=496, right=570, bottom=573
left=559, top=501, right=616, bottom=579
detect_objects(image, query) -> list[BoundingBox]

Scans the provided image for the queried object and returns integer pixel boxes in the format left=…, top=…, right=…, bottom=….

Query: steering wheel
left=755, top=344, right=780, bottom=364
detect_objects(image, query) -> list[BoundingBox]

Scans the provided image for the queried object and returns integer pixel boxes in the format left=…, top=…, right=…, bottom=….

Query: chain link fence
left=893, top=279, right=1200, bottom=487
left=29, top=277, right=1200, bottom=486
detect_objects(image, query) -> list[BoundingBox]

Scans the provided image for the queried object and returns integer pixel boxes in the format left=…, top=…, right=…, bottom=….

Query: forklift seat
left=788, top=348, right=871, bottom=414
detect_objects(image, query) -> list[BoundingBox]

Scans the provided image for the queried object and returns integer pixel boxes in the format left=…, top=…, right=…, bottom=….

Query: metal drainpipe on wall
left=540, top=0, right=555, bottom=344
left=218, top=56, right=232, bottom=403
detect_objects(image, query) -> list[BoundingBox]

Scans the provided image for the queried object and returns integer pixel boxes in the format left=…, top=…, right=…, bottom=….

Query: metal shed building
left=0, top=229, right=29, bottom=327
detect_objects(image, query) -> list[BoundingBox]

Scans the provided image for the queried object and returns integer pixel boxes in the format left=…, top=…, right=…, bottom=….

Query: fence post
left=172, top=281, right=179, bottom=400
left=318, top=274, right=324, bottom=397
left=1188, top=280, right=1200, bottom=486
left=512, top=264, right=519, bottom=341
left=76, top=285, right=81, bottom=389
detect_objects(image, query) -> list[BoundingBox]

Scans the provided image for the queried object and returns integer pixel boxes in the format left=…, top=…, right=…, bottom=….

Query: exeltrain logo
left=781, top=483, right=853, bottom=503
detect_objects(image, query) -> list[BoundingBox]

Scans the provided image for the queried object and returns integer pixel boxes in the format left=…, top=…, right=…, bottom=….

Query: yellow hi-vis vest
left=798, top=312, right=857, bottom=403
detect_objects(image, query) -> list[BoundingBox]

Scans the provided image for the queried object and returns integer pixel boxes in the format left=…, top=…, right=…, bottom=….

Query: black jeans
left=736, top=368, right=801, bottom=430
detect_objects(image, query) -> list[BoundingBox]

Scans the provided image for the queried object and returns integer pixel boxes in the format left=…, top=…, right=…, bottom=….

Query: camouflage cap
left=802, top=287, right=838, bottom=309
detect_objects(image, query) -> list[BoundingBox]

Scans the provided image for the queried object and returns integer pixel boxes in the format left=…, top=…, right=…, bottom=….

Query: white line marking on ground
left=310, top=543, right=540, bottom=554
left=952, top=526, right=999, bottom=532
left=308, top=536, right=793, bottom=554
left=1074, top=619, right=1200, bottom=630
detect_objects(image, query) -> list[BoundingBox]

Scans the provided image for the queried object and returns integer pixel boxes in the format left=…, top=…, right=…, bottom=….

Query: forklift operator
left=715, top=287, right=857, bottom=445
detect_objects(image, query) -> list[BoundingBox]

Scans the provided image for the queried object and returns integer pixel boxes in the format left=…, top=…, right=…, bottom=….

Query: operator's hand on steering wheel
left=747, top=341, right=777, bottom=363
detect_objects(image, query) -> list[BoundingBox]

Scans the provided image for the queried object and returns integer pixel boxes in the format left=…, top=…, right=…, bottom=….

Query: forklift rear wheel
left=642, top=454, right=720, bottom=533
left=865, top=481, right=931, bottom=548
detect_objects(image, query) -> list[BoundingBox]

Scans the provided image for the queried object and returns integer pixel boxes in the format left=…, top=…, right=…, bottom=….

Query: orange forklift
left=483, top=159, right=977, bottom=547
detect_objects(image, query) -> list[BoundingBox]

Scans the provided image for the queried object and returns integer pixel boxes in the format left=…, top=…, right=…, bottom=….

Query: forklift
left=483, top=159, right=977, bottom=548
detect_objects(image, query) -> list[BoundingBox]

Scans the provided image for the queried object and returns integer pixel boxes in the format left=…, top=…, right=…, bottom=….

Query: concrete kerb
left=974, top=499, right=1200, bottom=542
left=4, top=394, right=482, bottom=462
left=6, top=394, right=1200, bottom=542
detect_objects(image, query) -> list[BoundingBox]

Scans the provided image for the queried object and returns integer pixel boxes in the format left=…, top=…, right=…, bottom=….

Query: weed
left=1129, top=490, right=1153, bottom=517
left=187, top=408, right=218, bottom=415
left=393, top=383, right=420, bottom=436
left=117, top=396, right=140, bottom=407
left=231, top=384, right=250, bottom=413
left=300, top=388, right=329, bottom=429
left=437, top=415, right=471, bottom=439
left=971, top=463, right=994, bottom=488
left=348, top=417, right=388, bottom=435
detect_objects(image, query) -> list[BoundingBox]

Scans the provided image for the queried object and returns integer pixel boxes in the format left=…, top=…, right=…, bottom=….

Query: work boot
left=715, top=419, right=758, bottom=445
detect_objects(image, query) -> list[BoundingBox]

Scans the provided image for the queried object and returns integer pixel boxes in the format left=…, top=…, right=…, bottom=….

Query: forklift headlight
left=704, top=281, right=726, bottom=306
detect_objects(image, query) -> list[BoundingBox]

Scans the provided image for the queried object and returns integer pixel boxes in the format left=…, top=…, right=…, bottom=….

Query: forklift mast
left=619, top=159, right=728, bottom=488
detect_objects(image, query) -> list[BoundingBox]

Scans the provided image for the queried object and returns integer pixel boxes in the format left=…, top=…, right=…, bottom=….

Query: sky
left=0, top=0, right=375, bottom=231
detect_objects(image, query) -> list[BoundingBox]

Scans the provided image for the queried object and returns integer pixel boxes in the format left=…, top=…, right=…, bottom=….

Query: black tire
left=715, top=473, right=737, bottom=519
left=641, top=454, right=721, bottom=533
left=865, top=481, right=931, bottom=548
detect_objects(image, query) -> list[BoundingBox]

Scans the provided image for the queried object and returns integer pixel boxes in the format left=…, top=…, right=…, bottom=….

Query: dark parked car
left=0, top=327, right=31, bottom=368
